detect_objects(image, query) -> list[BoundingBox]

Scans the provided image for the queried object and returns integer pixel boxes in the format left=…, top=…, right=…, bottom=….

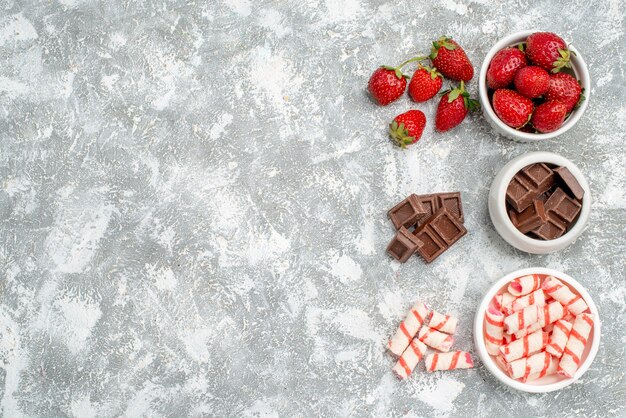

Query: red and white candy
left=507, top=351, right=553, bottom=380
left=425, top=351, right=474, bottom=372
left=418, top=327, right=454, bottom=352
left=508, top=274, right=542, bottom=296
left=429, top=311, right=458, bottom=335
left=542, top=276, right=589, bottom=315
left=503, top=304, right=540, bottom=334
left=392, top=338, right=428, bottom=379
left=558, top=313, right=594, bottom=378
left=387, top=301, right=429, bottom=356
left=484, top=307, right=505, bottom=356
left=522, top=354, right=558, bottom=382
left=545, top=319, right=573, bottom=358
left=494, top=292, right=516, bottom=312
left=500, top=330, right=548, bottom=363
left=506, top=289, right=546, bottom=315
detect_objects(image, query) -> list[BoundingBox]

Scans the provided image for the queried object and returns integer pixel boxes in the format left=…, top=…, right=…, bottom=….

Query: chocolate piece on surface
left=509, top=200, right=548, bottom=234
left=388, top=194, right=427, bottom=229
left=544, top=188, right=582, bottom=224
left=414, top=208, right=467, bottom=263
left=414, top=192, right=464, bottom=228
left=554, top=166, right=585, bottom=201
left=386, top=226, right=423, bottom=263
left=522, top=163, right=554, bottom=188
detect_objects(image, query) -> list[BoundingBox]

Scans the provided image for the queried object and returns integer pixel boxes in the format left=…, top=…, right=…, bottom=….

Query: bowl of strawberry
left=479, top=31, right=590, bottom=142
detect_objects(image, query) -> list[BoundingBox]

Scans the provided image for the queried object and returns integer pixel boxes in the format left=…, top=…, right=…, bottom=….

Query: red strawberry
left=545, top=73, right=583, bottom=112
left=368, top=56, right=426, bottom=105
left=408, top=65, right=443, bottom=102
left=514, top=66, right=550, bottom=98
left=531, top=100, right=568, bottom=133
left=492, top=89, right=534, bottom=129
left=525, top=32, right=573, bottom=73
left=430, top=36, right=474, bottom=82
left=389, top=110, right=427, bottom=148
left=487, top=47, right=527, bottom=89
left=435, top=81, right=479, bottom=132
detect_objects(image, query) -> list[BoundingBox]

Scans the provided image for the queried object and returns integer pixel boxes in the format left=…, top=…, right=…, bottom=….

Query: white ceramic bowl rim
left=474, top=267, right=601, bottom=393
left=479, top=30, right=591, bottom=141
left=495, top=151, right=591, bottom=250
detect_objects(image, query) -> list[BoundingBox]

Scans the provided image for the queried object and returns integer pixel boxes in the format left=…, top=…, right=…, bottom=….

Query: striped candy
left=504, top=304, right=540, bottom=334
left=418, top=327, right=454, bottom=352
left=506, top=289, right=546, bottom=315
left=507, top=351, right=552, bottom=380
left=558, top=313, right=594, bottom=378
left=387, top=301, right=430, bottom=356
left=494, top=292, right=516, bottom=312
left=522, top=355, right=558, bottom=382
left=545, top=319, right=573, bottom=358
left=485, top=307, right=505, bottom=356
left=508, top=274, right=542, bottom=297
left=542, top=276, right=589, bottom=315
left=392, top=338, right=428, bottom=379
left=499, top=330, right=548, bottom=363
left=429, top=311, right=458, bottom=335
left=425, top=351, right=473, bottom=372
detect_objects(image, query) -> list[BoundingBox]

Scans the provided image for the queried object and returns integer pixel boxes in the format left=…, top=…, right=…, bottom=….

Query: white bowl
left=489, top=151, right=591, bottom=254
left=479, top=30, right=591, bottom=142
left=474, top=267, right=601, bottom=393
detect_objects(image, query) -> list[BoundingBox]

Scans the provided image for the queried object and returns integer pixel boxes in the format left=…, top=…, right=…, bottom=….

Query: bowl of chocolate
left=489, top=152, right=591, bottom=254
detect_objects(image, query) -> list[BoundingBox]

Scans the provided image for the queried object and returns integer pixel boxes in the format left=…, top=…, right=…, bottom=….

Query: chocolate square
left=530, top=216, right=567, bottom=240
left=554, top=166, right=584, bottom=201
left=522, top=163, right=554, bottom=188
left=414, top=194, right=439, bottom=228
left=544, top=188, right=582, bottom=224
left=507, top=164, right=556, bottom=212
left=414, top=208, right=466, bottom=263
left=429, top=210, right=466, bottom=244
left=438, top=192, right=464, bottom=223
left=388, top=194, right=427, bottom=230
left=386, top=226, right=423, bottom=263
left=509, top=200, right=547, bottom=234
left=414, top=228, right=447, bottom=263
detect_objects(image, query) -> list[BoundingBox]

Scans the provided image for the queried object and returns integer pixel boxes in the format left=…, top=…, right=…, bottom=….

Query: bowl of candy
left=474, top=267, right=600, bottom=393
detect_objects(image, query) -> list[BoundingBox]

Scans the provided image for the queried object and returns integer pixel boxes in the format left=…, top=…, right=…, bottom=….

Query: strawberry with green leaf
left=430, top=36, right=474, bottom=82
left=408, top=65, right=443, bottom=102
left=368, top=56, right=426, bottom=105
left=389, top=110, right=427, bottom=148
left=525, top=32, right=574, bottom=73
left=435, top=81, right=479, bottom=132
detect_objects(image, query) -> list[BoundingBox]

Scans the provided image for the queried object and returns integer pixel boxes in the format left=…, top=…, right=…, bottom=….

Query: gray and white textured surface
left=1, top=0, right=625, bottom=416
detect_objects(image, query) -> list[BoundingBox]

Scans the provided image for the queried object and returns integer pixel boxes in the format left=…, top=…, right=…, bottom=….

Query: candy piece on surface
left=508, top=274, right=542, bottom=296
left=418, top=326, right=454, bottom=352
left=392, top=338, right=427, bottom=379
left=504, top=304, right=540, bottom=334
left=542, top=276, right=589, bottom=315
left=499, top=330, right=548, bottom=363
left=546, top=319, right=573, bottom=358
left=522, top=355, right=558, bottom=382
left=388, top=194, right=428, bottom=230
left=386, top=226, right=423, bottom=263
left=558, top=313, right=595, bottom=378
left=485, top=307, right=505, bottom=356
left=507, top=351, right=552, bottom=380
left=494, top=292, right=516, bottom=311
left=429, top=311, right=458, bottom=335
left=425, top=351, right=473, bottom=372
left=506, top=289, right=546, bottom=315
left=387, top=301, right=430, bottom=356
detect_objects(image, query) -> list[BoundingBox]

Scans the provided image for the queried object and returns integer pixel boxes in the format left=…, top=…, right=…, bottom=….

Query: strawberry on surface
left=492, top=89, right=534, bottom=129
left=514, top=66, right=550, bottom=98
left=409, top=65, right=443, bottom=102
left=545, top=73, right=583, bottom=112
left=525, top=32, right=573, bottom=73
left=430, top=36, right=474, bottom=82
left=531, top=100, right=568, bottom=133
left=435, top=81, right=479, bottom=132
left=487, top=47, right=527, bottom=89
left=389, top=110, right=427, bottom=148
left=368, top=56, right=426, bottom=105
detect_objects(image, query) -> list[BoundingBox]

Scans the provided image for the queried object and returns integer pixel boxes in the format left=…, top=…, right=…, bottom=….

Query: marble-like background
left=1, top=0, right=625, bottom=416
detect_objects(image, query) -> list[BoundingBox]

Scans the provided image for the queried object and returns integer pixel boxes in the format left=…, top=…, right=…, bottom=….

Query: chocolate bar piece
left=530, top=215, right=567, bottom=240
left=506, top=163, right=556, bottom=212
left=414, top=208, right=466, bottom=263
left=543, top=187, right=582, bottom=224
left=388, top=194, right=427, bottom=230
left=387, top=226, right=423, bottom=263
left=414, top=192, right=464, bottom=228
left=509, top=200, right=547, bottom=234
left=554, top=166, right=584, bottom=201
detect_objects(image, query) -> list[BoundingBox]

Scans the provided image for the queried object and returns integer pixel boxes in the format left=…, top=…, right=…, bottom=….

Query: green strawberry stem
left=383, top=56, right=428, bottom=79
left=388, top=120, right=415, bottom=149
left=443, top=81, right=480, bottom=111
left=551, top=48, right=573, bottom=73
